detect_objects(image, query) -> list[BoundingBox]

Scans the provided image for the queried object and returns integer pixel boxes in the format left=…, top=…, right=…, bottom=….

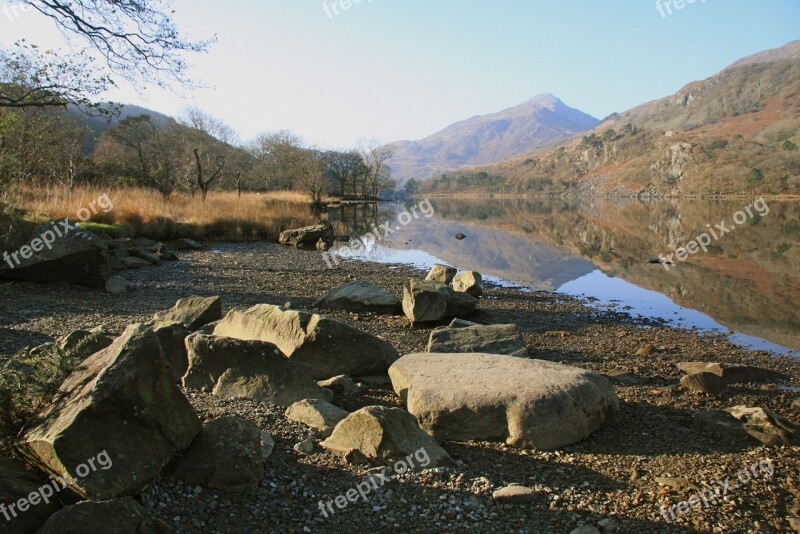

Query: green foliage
left=783, top=139, right=798, bottom=151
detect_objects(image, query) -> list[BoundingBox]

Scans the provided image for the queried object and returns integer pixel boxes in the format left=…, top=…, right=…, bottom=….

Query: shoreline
left=1, top=242, right=799, bottom=532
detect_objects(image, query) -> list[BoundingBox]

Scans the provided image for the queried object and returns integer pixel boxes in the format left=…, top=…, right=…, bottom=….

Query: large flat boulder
left=183, top=334, right=332, bottom=405
left=16, top=325, right=201, bottom=500
left=170, top=416, right=263, bottom=491
left=389, top=353, right=619, bottom=450
left=320, top=406, right=452, bottom=468
left=154, top=295, right=222, bottom=331
left=0, top=219, right=110, bottom=287
left=212, top=304, right=399, bottom=379
left=0, top=456, right=62, bottom=533
left=314, top=281, right=401, bottom=314
left=279, top=223, right=332, bottom=248
left=427, top=323, right=527, bottom=357
left=402, top=280, right=478, bottom=323
left=37, top=497, right=169, bottom=534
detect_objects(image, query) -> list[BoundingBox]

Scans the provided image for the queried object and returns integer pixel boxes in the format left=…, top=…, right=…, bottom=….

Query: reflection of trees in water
left=328, top=202, right=401, bottom=251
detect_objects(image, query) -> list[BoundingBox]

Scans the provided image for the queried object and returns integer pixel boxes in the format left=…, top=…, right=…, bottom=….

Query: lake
left=327, top=198, right=800, bottom=355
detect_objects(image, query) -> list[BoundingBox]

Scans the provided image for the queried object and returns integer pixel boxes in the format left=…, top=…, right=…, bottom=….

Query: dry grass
left=15, top=186, right=319, bottom=243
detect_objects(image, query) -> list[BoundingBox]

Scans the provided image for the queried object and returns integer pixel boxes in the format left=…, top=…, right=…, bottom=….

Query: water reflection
left=327, top=198, right=800, bottom=354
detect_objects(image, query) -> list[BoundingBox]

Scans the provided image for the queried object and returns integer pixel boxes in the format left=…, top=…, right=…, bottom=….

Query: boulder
left=0, top=456, right=62, bottom=533
left=129, top=248, right=160, bottom=265
left=693, top=406, right=799, bottom=446
left=151, top=321, right=191, bottom=381
left=402, top=280, right=478, bottom=323
left=449, top=318, right=478, bottom=328
left=58, top=329, right=114, bottom=360
left=285, top=399, right=349, bottom=437
left=680, top=372, right=727, bottom=396
left=452, top=271, right=484, bottom=297
left=154, top=295, right=222, bottom=331
left=425, top=264, right=457, bottom=284
left=170, top=416, right=263, bottom=491
left=16, top=325, right=201, bottom=500
left=212, top=304, right=399, bottom=379
left=105, top=275, right=129, bottom=294
left=0, top=219, right=110, bottom=287
left=317, top=375, right=356, bottom=396
left=389, top=353, right=619, bottom=450
left=155, top=246, right=178, bottom=261
left=279, top=223, right=332, bottom=248
left=492, top=485, right=536, bottom=504
left=120, top=257, right=150, bottom=269
left=314, top=281, right=401, bottom=314
left=677, top=362, right=781, bottom=384
left=37, top=497, right=169, bottom=534
left=183, top=334, right=332, bottom=405
left=320, top=406, right=452, bottom=468
left=427, top=323, right=527, bottom=357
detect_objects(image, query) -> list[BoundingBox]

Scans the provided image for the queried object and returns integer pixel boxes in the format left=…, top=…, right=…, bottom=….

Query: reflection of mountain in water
left=330, top=199, right=800, bottom=351
left=329, top=203, right=595, bottom=290
left=421, top=198, right=800, bottom=351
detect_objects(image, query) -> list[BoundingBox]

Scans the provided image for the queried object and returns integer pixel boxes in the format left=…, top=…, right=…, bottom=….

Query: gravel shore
left=1, top=242, right=799, bottom=533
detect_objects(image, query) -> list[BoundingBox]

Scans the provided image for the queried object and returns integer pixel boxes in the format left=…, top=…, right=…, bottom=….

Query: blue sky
left=1, top=0, right=798, bottom=148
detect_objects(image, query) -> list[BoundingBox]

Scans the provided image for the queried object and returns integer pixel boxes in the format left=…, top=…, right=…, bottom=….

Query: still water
left=328, top=198, right=800, bottom=355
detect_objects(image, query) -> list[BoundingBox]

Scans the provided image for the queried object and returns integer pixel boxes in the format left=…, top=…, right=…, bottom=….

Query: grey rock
left=452, top=271, right=484, bottom=297
left=213, top=304, right=399, bottom=379
left=390, top=353, right=619, bottom=449
left=183, top=334, right=332, bottom=406
left=37, top=497, right=170, bottom=534
left=314, top=280, right=401, bottom=314
left=320, top=406, right=453, bottom=468
left=154, top=295, right=222, bottom=331
left=402, top=279, right=478, bottom=323
left=279, top=223, right=332, bottom=248
left=427, top=323, right=527, bottom=357
left=425, top=264, right=457, bottom=284
left=285, top=399, right=349, bottom=437
left=680, top=372, right=727, bottom=396
left=693, top=405, right=799, bottom=446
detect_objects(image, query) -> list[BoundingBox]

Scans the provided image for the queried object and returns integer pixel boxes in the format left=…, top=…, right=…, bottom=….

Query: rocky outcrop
left=37, top=497, right=170, bottom=534
left=170, top=416, right=264, bottom=491
left=389, top=353, right=619, bottom=449
left=452, top=271, right=484, bottom=297
left=285, top=399, right=349, bottom=437
left=212, top=304, right=399, bottom=379
left=17, top=325, right=201, bottom=500
left=402, top=280, right=478, bottom=323
left=693, top=406, right=799, bottom=446
left=183, top=334, right=332, bottom=405
left=320, top=406, right=452, bottom=468
left=426, top=323, right=527, bottom=357
left=154, top=296, right=223, bottom=331
left=0, top=456, right=63, bottom=533
left=0, top=219, right=110, bottom=287
left=425, top=264, right=457, bottom=284
left=314, top=281, right=401, bottom=314
left=279, top=223, right=332, bottom=248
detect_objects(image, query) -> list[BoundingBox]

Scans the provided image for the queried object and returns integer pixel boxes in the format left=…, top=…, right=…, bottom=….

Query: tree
left=747, top=168, right=764, bottom=195
left=404, top=178, right=419, bottom=196
left=295, top=150, right=328, bottom=207
left=327, top=149, right=368, bottom=197
left=361, top=140, right=394, bottom=198
left=181, top=107, right=235, bottom=201
left=9, top=0, right=212, bottom=90
left=246, top=130, right=306, bottom=190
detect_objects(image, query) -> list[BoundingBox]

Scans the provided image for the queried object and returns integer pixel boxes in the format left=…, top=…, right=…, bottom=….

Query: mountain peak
left=525, top=93, right=561, bottom=107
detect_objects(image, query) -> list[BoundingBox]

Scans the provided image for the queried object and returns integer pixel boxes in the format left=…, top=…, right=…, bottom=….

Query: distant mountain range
left=418, top=40, right=800, bottom=197
left=387, top=94, right=600, bottom=184
left=70, top=103, right=175, bottom=153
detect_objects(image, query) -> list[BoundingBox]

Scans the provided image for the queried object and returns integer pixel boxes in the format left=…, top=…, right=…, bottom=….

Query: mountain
left=418, top=41, right=800, bottom=197
left=69, top=103, right=176, bottom=153
left=387, top=94, right=599, bottom=184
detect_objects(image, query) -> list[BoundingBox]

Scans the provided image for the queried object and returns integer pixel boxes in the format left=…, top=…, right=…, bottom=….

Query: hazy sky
left=1, top=0, right=798, bottom=148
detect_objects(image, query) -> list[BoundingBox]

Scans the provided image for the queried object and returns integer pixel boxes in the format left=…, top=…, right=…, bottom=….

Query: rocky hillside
left=419, top=41, right=800, bottom=197
left=387, top=94, right=599, bottom=185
